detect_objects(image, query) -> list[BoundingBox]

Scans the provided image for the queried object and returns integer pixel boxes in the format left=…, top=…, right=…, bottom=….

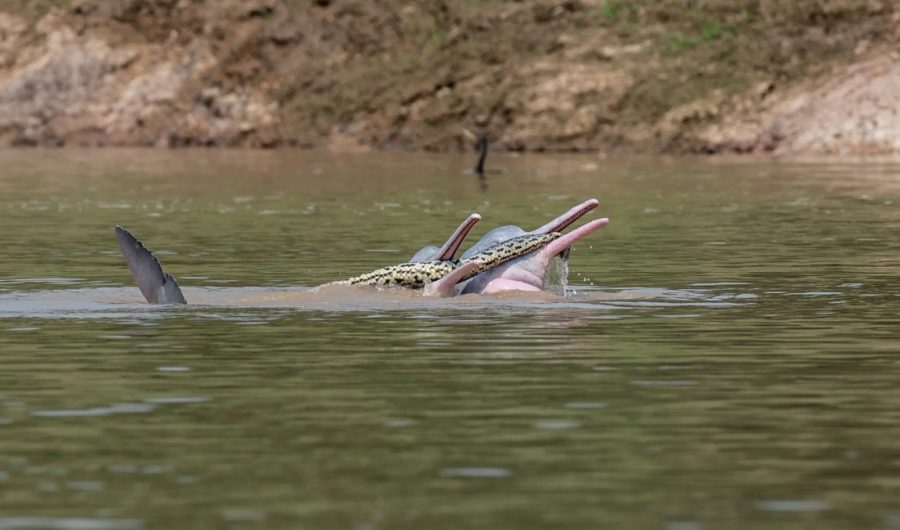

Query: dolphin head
left=460, top=198, right=599, bottom=259
left=336, top=232, right=563, bottom=297
left=459, top=232, right=562, bottom=278
left=457, top=199, right=601, bottom=294
left=462, top=218, right=609, bottom=295
left=459, top=225, right=527, bottom=259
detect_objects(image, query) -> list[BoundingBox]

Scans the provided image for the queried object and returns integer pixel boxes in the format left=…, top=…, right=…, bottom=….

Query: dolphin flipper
left=115, top=226, right=187, bottom=305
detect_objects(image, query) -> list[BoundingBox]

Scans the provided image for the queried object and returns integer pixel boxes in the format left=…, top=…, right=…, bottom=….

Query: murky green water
left=0, top=149, right=898, bottom=530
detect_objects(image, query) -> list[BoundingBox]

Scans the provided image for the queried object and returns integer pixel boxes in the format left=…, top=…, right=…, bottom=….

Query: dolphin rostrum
left=409, top=213, right=481, bottom=263
left=461, top=198, right=599, bottom=259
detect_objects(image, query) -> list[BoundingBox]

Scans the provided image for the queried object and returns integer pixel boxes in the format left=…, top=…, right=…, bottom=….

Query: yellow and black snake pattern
left=331, top=232, right=561, bottom=288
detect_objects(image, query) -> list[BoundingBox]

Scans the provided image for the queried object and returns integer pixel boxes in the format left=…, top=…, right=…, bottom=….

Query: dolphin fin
left=115, top=225, right=187, bottom=305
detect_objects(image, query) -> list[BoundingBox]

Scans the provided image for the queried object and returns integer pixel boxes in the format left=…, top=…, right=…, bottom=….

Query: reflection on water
left=0, top=149, right=899, bottom=530
left=0, top=518, right=143, bottom=530
left=0, top=285, right=748, bottom=316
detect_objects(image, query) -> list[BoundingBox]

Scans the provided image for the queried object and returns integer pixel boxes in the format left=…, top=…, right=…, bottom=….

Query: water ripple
left=0, top=518, right=142, bottom=530
left=31, top=403, right=155, bottom=418
left=755, top=500, right=831, bottom=512
left=440, top=467, right=512, bottom=478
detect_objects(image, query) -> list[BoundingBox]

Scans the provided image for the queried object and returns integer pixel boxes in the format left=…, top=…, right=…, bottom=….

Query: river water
left=0, top=149, right=898, bottom=529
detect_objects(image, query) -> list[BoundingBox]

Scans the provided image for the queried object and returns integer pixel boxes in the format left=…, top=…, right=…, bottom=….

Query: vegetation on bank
left=0, top=0, right=896, bottom=151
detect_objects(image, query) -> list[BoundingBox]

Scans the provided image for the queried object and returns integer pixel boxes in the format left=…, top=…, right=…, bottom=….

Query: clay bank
left=0, top=0, right=898, bottom=155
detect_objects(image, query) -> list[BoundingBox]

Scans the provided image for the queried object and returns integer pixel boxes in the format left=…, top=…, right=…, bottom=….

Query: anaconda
left=331, top=232, right=562, bottom=289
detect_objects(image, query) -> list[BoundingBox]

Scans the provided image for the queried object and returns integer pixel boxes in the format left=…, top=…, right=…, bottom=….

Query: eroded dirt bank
left=0, top=0, right=897, bottom=155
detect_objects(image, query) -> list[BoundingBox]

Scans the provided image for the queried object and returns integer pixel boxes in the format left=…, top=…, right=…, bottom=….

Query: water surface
left=0, top=149, right=898, bottom=529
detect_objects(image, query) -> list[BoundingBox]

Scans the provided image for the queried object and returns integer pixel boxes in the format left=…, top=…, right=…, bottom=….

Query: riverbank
left=0, top=0, right=897, bottom=155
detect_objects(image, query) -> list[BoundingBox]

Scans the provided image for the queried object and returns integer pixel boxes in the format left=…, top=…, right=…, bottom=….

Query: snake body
left=331, top=232, right=561, bottom=288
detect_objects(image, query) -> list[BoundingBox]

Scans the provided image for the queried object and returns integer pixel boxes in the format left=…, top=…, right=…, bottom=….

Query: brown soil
left=0, top=0, right=897, bottom=154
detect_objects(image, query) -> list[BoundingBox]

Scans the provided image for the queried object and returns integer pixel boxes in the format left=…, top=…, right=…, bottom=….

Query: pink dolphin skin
left=463, top=218, right=609, bottom=295
left=410, top=213, right=481, bottom=262
left=423, top=260, right=484, bottom=297
left=533, top=198, right=600, bottom=234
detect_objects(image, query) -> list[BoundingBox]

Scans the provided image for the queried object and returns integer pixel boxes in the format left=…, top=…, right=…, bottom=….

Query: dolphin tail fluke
left=115, top=225, right=187, bottom=305
left=160, top=272, right=187, bottom=304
